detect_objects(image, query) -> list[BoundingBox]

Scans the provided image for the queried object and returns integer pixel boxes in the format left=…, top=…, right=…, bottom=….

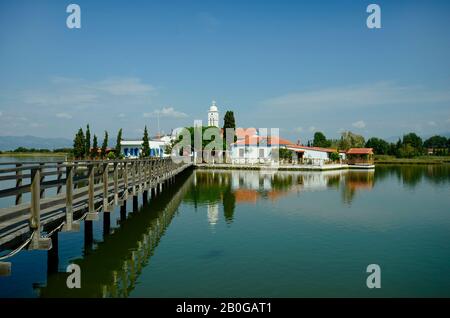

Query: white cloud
left=427, top=121, right=437, bottom=126
left=56, top=112, right=73, bottom=119
left=118, top=113, right=126, bottom=118
left=22, top=76, right=156, bottom=109
left=144, top=107, right=188, bottom=119
left=30, top=122, right=44, bottom=128
left=294, top=126, right=303, bottom=133
left=262, top=82, right=450, bottom=110
left=308, top=126, right=316, bottom=132
left=95, top=78, right=156, bottom=96
left=352, top=120, right=366, bottom=129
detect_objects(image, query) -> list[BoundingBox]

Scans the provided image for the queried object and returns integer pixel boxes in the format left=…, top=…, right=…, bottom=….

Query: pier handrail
left=0, top=157, right=192, bottom=252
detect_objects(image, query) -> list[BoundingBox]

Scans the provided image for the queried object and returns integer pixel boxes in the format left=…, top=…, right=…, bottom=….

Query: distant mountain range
left=0, top=135, right=72, bottom=151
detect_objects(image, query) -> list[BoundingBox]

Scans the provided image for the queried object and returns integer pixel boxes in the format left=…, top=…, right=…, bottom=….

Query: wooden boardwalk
left=0, top=158, right=192, bottom=261
left=38, top=171, right=194, bottom=297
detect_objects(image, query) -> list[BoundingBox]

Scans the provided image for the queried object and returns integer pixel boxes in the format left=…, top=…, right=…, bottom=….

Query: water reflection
left=36, top=171, right=193, bottom=297
left=184, top=165, right=450, bottom=217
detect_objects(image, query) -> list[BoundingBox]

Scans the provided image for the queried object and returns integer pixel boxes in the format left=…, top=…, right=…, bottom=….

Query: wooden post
left=56, top=162, right=63, bottom=195
left=138, top=160, right=142, bottom=193
left=132, top=161, right=136, bottom=195
left=144, top=159, right=148, bottom=190
left=86, top=164, right=99, bottom=221
left=0, top=262, right=11, bottom=277
left=123, top=161, right=129, bottom=200
left=114, top=162, right=119, bottom=205
left=29, top=167, right=52, bottom=250
left=62, top=164, right=79, bottom=232
left=103, top=163, right=110, bottom=212
left=15, top=163, right=22, bottom=205
left=30, top=167, right=41, bottom=231
left=39, top=163, right=45, bottom=199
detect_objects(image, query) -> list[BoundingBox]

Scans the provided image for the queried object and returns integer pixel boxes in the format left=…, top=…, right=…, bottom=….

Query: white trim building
left=120, top=139, right=169, bottom=159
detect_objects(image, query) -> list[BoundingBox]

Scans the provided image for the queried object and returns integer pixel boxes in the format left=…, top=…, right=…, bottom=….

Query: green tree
left=223, top=110, right=236, bottom=149
left=387, top=142, right=398, bottom=156
left=279, top=148, right=293, bottom=160
left=115, top=128, right=123, bottom=157
left=400, top=132, right=423, bottom=157
left=101, top=131, right=108, bottom=158
left=85, top=124, right=91, bottom=157
left=398, top=143, right=416, bottom=158
left=73, top=128, right=85, bottom=159
left=329, top=152, right=340, bottom=161
left=175, top=126, right=224, bottom=152
left=142, top=126, right=150, bottom=157
left=365, top=137, right=389, bottom=155
left=424, top=135, right=447, bottom=149
left=313, top=132, right=331, bottom=148
left=91, top=134, right=98, bottom=158
left=338, top=131, right=365, bottom=150
left=402, top=132, right=423, bottom=149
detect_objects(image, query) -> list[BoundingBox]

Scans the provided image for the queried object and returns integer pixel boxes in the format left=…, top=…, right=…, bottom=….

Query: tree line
left=72, top=124, right=123, bottom=159
left=72, top=124, right=156, bottom=159
left=309, top=130, right=450, bottom=158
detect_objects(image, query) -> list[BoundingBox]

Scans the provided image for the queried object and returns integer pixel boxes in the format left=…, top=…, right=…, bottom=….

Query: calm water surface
left=0, top=158, right=449, bottom=297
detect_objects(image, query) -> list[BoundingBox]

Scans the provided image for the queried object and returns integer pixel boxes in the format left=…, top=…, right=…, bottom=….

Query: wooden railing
left=0, top=158, right=192, bottom=252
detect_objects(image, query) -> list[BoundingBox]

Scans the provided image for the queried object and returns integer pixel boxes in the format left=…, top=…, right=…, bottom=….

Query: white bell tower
left=207, top=100, right=219, bottom=127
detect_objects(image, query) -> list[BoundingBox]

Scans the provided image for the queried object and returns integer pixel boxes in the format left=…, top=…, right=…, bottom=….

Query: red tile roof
left=265, top=137, right=294, bottom=146
left=235, top=128, right=258, bottom=139
left=346, top=148, right=374, bottom=155
left=233, top=136, right=294, bottom=146
left=286, top=144, right=337, bottom=153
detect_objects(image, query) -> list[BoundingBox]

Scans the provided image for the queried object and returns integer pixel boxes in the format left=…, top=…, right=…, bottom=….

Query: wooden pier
left=0, top=157, right=192, bottom=274
left=38, top=171, right=194, bottom=297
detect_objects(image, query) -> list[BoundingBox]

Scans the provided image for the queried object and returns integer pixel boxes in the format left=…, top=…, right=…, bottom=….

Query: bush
left=329, top=152, right=340, bottom=162
left=107, top=151, right=116, bottom=160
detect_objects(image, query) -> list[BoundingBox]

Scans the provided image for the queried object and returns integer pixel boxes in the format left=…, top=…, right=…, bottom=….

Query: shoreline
left=375, top=159, right=450, bottom=165
left=194, top=163, right=375, bottom=171
left=0, top=152, right=69, bottom=158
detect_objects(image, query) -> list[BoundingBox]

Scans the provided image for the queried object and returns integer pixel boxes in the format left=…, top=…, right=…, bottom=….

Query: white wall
left=230, top=145, right=273, bottom=164
left=302, top=149, right=329, bottom=160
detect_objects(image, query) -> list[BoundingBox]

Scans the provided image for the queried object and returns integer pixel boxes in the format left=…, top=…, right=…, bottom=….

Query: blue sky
left=0, top=0, right=449, bottom=142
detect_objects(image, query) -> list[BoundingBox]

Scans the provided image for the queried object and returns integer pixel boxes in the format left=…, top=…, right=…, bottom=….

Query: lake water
left=1, top=159, right=449, bottom=297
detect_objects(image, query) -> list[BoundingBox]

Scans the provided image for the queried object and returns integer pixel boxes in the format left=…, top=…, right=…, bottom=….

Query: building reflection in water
left=207, top=203, right=219, bottom=226
left=185, top=169, right=377, bottom=223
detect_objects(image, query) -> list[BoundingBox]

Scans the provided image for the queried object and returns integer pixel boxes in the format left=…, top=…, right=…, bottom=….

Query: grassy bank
left=375, top=155, right=450, bottom=164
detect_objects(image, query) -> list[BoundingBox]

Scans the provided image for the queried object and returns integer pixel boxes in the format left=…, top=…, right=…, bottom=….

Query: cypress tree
left=115, top=128, right=123, bottom=157
left=223, top=110, right=236, bottom=149
left=142, top=126, right=150, bottom=157
left=91, top=134, right=98, bottom=158
left=73, top=128, right=85, bottom=159
left=85, top=124, right=91, bottom=158
left=101, top=131, right=108, bottom=158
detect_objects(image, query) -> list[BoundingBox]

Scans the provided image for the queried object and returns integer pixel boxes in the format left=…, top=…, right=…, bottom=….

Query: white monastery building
left=207, top=101, right=220, bottom=127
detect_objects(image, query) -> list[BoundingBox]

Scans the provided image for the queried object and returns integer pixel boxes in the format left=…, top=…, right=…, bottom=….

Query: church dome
left=209, top=101, right=218, bottom=112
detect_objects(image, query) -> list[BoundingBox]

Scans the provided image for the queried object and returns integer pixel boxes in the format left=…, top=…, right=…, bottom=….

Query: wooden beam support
left=103, top=163, right=110, bottom=212
left=113, top=162, right=119, bottom=205
left=86, top=163, right=99, bottom=221
left=0, top=262, right=11, bottom=277
left=15, top=163, right=22, bottom=205
left=62, top=164, right=79, bottom=232
left=29, top=167, right=52, bottom=250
